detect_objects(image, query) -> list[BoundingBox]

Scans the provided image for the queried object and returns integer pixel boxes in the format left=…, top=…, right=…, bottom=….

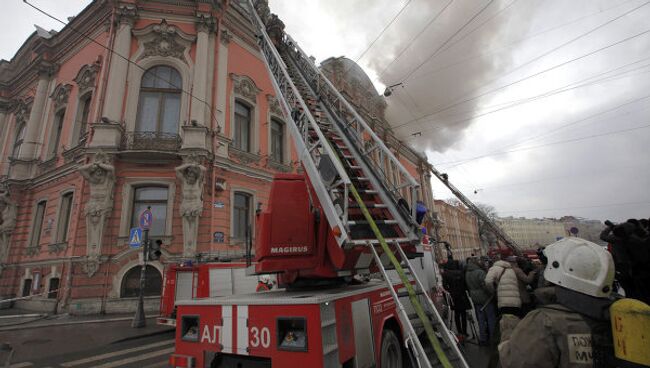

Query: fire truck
left=170, top=1, right=475, bottom=367
left=158, top=262, right=268, bottom=327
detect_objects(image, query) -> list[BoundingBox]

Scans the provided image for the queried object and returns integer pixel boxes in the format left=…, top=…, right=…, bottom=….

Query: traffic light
left=149, top=239, right=162, bottom=261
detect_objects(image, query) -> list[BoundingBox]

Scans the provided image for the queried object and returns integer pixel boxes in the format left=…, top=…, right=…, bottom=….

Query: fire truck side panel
left=175, top=304, right=323, bottom=368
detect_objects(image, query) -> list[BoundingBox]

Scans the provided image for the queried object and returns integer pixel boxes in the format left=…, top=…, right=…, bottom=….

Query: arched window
left=233, top=101, right=251, bottom=152
left=121, top=265, right=162, bottom=298
left=12, top=122, right=25, bottom=158
left=136, top=66, right=182, bottom=134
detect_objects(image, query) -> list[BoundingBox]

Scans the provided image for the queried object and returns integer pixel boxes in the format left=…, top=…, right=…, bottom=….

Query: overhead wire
left=435, top=122, right=650, bottom=167
left=499, top=200, right=650, bottom=215
left=22, top=0, right=221, bottom=127
left=353, top=0, right=413, bottom=64
left=397, top=26, right=650, bottom=132
left=397, top=0, right=496, bottom=83
left=435, top=0, right=520, bottom=55
left=377, top=0, right=455, bottom=77
left=397, top=55, right=650, bottom=133
left=413, top=0, right=639, bottom=83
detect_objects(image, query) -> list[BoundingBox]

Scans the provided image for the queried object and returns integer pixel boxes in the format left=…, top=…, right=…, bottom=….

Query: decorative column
left=175, top=155, right=206, bottom=257
left=11, top=63, right=55, bottom=179
left=190, top=13, right=215, bottom=127
left=0, top=186, right=17, bottom=272
left=214, top=29, right=231, bottom=157
left=78, top=152, right=115, bottom=261
left=101, top=5, right=137, bottom=123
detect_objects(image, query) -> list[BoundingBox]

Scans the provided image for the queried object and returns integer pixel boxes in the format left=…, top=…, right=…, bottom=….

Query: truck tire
left=380, top=329, right=402, bottom=368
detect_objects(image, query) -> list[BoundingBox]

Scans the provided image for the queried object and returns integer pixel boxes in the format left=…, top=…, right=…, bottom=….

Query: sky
left=2, top=0, right=649, bottom=223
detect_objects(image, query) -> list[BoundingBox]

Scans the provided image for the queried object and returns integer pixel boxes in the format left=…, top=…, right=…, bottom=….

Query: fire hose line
left=349, top=183, right=453, bottom=368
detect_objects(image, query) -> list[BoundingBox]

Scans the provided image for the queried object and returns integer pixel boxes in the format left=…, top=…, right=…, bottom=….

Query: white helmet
left=543, top=237, right=614, bottom=298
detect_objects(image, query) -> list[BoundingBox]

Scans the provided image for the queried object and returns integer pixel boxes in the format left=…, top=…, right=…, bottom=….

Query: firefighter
left=499, top=237, right=616, bottom=368
left=256, top=275, right=273, bottom=292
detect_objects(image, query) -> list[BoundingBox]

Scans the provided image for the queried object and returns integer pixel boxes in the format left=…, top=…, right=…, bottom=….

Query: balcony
left=119, top=131, right=181, bottom=160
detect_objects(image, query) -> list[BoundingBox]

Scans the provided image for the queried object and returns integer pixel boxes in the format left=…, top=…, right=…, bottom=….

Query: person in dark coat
left=442, top=259, right=470, bottom=340
left=465, top=257, right=496, bottom=345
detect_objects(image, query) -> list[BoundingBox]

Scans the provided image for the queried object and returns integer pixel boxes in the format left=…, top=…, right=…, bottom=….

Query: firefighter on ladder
left=256, top=274, right=273, bottom=292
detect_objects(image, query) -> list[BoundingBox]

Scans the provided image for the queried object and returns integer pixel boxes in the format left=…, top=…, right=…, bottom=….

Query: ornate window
left=73, top=93, right=92, bottom=144
left=131, top=186, right=168, bottom=237
left=29, top=200, right=47, bottom=248
left=270, top=118, right=284, bottom=163
left=48, top=109, right=66, bottom=158
left=233, top=101, right=251, bottom=152
left=232, top=192, right=252, bottom=241
left=48, top=277, right=60, bottom=299
left=120, top=265, right=162, bottom=298
left=11, top=122, right=25, bottom=158
left=56, top=192, right=74, bottom=243
left=136, top=66, right=182, bottom=134
left=22, top=279, right=32, bottom=297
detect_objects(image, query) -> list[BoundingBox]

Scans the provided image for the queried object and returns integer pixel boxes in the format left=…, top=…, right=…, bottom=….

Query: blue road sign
left=129, top=227, right=143, bottom=248
left=140, top=209, right=153, bottom=230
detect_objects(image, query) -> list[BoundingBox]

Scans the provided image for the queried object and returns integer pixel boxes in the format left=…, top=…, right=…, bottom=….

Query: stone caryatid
left=79, top=152, right=115, bottom=257
left=176, top=156, right=206, bottom=257
left=0, top=188, right=17, bottom=266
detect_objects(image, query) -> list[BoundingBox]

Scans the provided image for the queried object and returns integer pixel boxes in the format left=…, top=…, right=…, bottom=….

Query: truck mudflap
left=204, top=352, right=271, bottom=368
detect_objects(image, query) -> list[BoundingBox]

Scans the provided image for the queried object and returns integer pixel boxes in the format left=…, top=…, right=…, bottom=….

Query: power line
left=23, top=0, right=220, bottom=127
left=500, top=200, right=650, bottom=214
left=436, top=0, right=520, bottom=56
left=413, top=0, right=639, bottom=83
left=395, top=56, right=650, bottom=132
left=377, top=0, right=454, bottom=77
left=353, top=0, right=412, bottom=64
left=412, top=0, right=650, bottom=85
left=434, top=122, right=650, bottom=167
left=454, top=162, right=650, bottom=192
left=397, top=27, right=650, bottom=131
left=398, top=0, right=496, bottom=83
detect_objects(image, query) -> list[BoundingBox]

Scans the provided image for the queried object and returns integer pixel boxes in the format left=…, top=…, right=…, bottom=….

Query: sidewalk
left=0, top=307, right=166, bottom=332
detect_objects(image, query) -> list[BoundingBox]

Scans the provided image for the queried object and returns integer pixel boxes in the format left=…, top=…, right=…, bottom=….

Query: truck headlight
left=277, top=317, right=307, bottom=351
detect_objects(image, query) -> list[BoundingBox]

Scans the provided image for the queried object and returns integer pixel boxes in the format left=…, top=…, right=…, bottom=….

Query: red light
left=169, top=354, right=194, bottom=368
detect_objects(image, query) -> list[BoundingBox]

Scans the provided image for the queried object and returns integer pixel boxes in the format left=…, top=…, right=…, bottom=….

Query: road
left=0, top=319, right=173, bottom=368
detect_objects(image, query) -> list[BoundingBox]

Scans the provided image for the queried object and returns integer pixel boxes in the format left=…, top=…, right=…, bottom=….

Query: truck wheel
left=380, top=329, right=403, bottom=368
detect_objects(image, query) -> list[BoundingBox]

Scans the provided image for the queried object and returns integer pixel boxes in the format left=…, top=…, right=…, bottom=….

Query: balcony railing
left=121, top=131, right=181, bottom=152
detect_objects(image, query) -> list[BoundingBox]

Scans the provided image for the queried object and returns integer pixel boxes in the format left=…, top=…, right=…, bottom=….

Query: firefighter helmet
left=543, top=237, right=614, bottom=298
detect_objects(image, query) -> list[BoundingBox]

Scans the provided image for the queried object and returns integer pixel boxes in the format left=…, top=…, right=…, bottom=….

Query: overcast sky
left=2, top=0, right=648, bottom=223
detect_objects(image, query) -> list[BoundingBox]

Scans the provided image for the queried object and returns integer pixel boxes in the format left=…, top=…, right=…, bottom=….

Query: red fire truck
left=170, top=1, right=470, bottom=367
left=158, top=261, right=272, bottom=327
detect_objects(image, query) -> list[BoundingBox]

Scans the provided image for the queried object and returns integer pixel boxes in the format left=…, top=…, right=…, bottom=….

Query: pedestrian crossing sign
left=129, top=227, right=143, bottom=248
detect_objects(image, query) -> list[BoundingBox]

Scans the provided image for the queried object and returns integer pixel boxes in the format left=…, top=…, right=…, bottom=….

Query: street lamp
left=383, top=82, right=404, bottom=97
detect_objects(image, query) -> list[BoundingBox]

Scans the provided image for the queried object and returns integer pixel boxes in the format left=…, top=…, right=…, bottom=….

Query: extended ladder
left=246, top=1, right=469, bottom=367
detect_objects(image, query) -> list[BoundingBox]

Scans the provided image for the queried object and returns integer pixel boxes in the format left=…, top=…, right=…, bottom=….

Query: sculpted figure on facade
left=175, top=155, right=206, bottom=256
left=0, top=188, right=17, bottom=268
left=79, top=152, right=115, bottom=257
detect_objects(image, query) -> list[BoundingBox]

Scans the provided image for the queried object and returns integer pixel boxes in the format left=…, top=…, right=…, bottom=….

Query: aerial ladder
left=246, top=1, right=470, bottom=367
left=430, top=168, right=522, bottom=255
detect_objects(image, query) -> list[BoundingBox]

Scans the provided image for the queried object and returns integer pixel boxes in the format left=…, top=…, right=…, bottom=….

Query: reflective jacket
left=500, top=304, right=596, bottom=368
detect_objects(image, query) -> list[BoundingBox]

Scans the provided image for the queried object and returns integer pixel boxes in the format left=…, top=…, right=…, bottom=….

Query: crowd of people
left=439, top=218, right=650, bottom=368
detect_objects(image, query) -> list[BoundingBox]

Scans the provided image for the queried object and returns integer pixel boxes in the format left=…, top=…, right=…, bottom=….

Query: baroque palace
left=0, top=0, right=435, bottom=314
